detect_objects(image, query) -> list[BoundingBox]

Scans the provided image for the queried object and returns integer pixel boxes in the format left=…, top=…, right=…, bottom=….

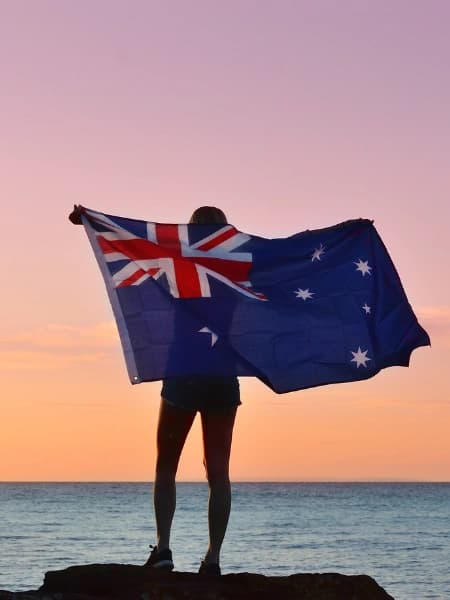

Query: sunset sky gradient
left=1, top=0, right=449, bottom=481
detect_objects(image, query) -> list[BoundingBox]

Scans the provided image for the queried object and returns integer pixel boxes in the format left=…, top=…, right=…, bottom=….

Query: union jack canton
left=89, top=209, right=265, bottom=300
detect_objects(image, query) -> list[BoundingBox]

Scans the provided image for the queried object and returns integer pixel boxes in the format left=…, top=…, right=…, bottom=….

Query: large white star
left=354, top=259, right=372, bottom=276
left=362, top=303, right=371, bottom=314
left=199, top=326, right=218, bottom=347
left=295, top=288, right=314, bottom=301
left=350, top=347, right=371, bottom=368
left=311, top=244, right=325, bottom=262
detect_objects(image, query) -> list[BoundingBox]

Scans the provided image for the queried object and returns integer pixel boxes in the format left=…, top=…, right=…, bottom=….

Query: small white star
left=199, top=327, right=218, bottom=347
left=311, top=244, right=325, bottom=262
left=354, top=259, right=372, bottom=276
left=350, top=347, right=371, bottom=368
left=362, top=303, right=371, bottom=314
left=295, top=288, right=314, bottom=301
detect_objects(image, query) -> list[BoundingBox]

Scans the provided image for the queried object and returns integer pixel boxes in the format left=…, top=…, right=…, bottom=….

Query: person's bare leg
left=154, top=399, right=196, bottom=550
left=201, top=408, right=237, bottom=565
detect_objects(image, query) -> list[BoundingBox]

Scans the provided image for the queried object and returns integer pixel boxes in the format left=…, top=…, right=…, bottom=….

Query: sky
left=1, top=0, right=449, bottom=481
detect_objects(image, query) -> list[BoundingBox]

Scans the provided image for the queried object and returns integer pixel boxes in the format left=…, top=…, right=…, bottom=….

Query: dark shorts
left=161, top=376, right=241, bottom=414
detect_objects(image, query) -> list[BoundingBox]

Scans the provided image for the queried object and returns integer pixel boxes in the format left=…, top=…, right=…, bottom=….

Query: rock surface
left=0, top=563, right=395, bottom=600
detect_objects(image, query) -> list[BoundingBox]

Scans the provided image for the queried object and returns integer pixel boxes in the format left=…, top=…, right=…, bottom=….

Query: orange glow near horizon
left=1, top=330, right=447, bottom=482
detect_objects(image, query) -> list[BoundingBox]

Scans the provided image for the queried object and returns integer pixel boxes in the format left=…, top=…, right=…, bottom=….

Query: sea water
left=0, top=482, right=448, bottom=599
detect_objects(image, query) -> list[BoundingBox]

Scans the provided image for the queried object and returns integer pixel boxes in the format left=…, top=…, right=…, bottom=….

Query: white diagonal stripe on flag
left=96, top=231, right=138, bottom=241
left=190, top=225, right=233, bottom=249
left=214, top=232, right=251, bottom=251
left=103, top=251, right=130, bottom=262
left=112, top=262, right=142, bottom=284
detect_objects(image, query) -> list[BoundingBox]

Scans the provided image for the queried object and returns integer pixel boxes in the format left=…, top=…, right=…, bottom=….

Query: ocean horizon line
left=1, top=479, right=449, bottom=484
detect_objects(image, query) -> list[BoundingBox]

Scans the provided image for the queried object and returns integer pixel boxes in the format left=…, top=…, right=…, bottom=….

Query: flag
left=81, top=208, right=430, bottom=393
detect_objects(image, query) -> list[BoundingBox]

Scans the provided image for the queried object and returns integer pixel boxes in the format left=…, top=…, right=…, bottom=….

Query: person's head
left=189, top=206, right=228, bottom=225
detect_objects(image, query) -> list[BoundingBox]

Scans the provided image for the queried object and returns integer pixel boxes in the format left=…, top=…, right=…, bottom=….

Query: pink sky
left=1, top=0, right=449, bottom=481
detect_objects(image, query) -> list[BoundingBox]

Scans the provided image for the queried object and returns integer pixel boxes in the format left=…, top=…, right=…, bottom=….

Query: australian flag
left=82, top=208, right=430, bottom=393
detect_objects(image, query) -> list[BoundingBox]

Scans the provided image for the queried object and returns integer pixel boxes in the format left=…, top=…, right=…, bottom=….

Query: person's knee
left=156, top=443, right=183, bottom=479
left=203, top=460, right=230, bottom=487
left=208, top=473, right=230, bottom=489
left=155, top=460, right=177, bottom=483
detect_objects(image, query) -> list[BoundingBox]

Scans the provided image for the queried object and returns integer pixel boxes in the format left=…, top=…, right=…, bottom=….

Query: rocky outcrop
left=0, top=563, right=395, bottom=599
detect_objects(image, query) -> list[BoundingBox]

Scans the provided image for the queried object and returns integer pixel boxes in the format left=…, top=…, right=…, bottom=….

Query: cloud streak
left=0, top=322, right=117, bottom=371
left=1, top=322, right=117, bottom=349
left=0, top=350, right=106, bottom=371
left=417, top=306, right=450, bottom=347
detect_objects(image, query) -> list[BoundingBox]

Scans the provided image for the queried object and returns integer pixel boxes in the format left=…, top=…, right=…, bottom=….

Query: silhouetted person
left=69, top=204, right=240, bottom=576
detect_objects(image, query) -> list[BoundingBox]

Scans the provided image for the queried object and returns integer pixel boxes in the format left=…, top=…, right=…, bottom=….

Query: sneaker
left=144, top=545, right=174, bottom=570
left=198, top=560, right=221, bottom=576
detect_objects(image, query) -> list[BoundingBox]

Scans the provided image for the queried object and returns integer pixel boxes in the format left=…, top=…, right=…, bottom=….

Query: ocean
left=0, top=482, right=448, bottom=599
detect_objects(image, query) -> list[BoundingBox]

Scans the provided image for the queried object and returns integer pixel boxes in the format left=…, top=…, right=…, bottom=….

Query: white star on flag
left=362, top=303, right=371, bottom=314
left=354, top=259, right=372, bottom=276
left=350, top=347, right=371, bottom=368
left=199, top=326, right=218, bottom=347
left=311, top=244, right=325, bottom=262
left=295, top=288, right=314, bottom=301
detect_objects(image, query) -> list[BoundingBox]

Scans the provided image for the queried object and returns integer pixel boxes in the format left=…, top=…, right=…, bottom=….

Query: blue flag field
left=82, top=209, right=430, bottom=393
